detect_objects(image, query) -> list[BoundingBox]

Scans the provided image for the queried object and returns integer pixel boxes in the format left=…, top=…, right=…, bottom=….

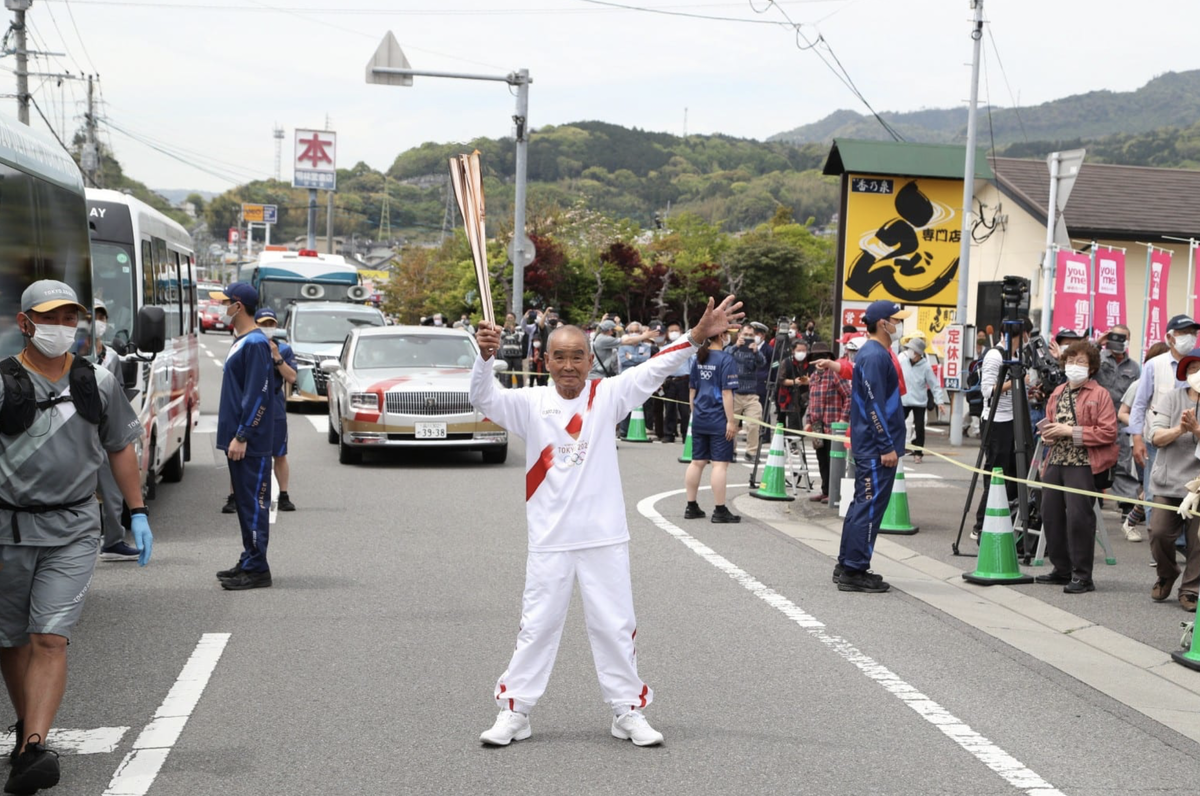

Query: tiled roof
left=991, top=156, right=1200, bottom=240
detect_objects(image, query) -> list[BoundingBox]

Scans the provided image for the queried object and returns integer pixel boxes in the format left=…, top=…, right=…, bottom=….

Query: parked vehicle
left=88, top=187, right=198, bottom=497
left=198, top=303, right=231, bottom=334
left=284, top=301, right=386, bottom=403
left=322, top=326, right=508, bottom=464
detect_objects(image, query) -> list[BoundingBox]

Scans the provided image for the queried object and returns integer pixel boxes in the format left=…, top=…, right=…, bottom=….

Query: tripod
left=953, top=321, right=1037, bottom=558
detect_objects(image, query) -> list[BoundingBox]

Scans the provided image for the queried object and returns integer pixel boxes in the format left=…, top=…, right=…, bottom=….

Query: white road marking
left=305, top=415, right=330, bottom=433
left=637, top=489, right=1064, bottom=796
left=103, top=633, right=231, bottom=796
left=1, top=727, right=127, bottom=756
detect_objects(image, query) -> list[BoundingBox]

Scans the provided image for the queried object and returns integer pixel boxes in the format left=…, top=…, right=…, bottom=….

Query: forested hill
left=769, top=70, right=1200, bottom=148
left=201, top=122, right=841, bottom=244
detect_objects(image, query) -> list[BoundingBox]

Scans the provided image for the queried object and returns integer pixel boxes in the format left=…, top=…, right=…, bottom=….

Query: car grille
left=385, top=391, right=473, bottom=416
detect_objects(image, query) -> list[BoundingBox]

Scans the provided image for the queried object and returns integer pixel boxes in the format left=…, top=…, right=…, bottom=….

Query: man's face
left=22, top=305, right=79, bottom=333
left=546, top=329, right=592, bottom=393
left=258, top=318, right=277, bottom=330
left=627, top=323, right=641, bottom=336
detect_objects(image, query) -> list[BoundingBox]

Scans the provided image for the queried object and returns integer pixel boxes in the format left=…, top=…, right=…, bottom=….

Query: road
left=22, top=332, right=1200, bottom=795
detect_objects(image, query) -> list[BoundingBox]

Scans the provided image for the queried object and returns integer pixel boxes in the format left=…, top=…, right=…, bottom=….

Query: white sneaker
left=611, top=710, right=664, bottom=746
left=480, top=709, right=531, bottom=746
left=1122, top=518, right=1143, bottom=543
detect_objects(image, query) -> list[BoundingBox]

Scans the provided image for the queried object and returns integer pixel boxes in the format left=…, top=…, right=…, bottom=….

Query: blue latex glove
left=130, top=513, right=153, bottom=567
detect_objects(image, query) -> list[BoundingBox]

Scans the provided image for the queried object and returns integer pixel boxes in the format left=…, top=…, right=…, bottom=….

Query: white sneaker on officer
left=1122, top=518, right=1143, bottom=543
left=611, top=710, right=663, bottom=746
left=479, top=709, right=531, bottom=746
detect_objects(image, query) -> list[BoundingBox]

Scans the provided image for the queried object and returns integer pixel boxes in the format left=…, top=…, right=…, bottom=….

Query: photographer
left=1034, top=341, right=1117, bottom=594
left=777, top=338, right=811, bottom=438
left=500, top=313, right=527, bottom=388
left=730, top=324, right=766, bottom=463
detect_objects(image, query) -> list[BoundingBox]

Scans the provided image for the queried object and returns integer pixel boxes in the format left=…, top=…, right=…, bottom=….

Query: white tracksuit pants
left=494, top=542, right=652, bottom=716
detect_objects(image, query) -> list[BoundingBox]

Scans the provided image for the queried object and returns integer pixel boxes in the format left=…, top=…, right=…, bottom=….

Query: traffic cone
left=963, top=468, right=1033, bottom=585
left=1172, top=603, right=1200, bottom=671
left=678, top=418, right=694, bottom=463
left=878, top=471, right=918, bottom=535
left=751, top=424, right=795, bottom=502
left=624, top=405, right=652, bottom=442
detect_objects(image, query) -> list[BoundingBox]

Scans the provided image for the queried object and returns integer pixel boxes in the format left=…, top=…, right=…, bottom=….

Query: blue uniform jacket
left=217, top=328, right=275, bottom=458
left=849, top=339, right=905, bottom=459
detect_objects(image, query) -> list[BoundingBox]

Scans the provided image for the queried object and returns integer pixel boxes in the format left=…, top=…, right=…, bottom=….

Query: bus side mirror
left=132, top=306, right=166, bottom=355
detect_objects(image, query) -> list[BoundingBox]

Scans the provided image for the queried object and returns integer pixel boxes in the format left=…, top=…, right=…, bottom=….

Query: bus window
left=181, top=254, right=194, bottom=334
left=91, top=242, right=135, bottom=348
left=35, top=180, right=91, bottom=299
left=0, top=164, right=37, bottom=357
left=142, top=239, right=153, bottom=307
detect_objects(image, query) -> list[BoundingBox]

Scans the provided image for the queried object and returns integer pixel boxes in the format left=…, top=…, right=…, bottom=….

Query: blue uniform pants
left=838, top=456, right=898, bottom=573
left=230, top=455, right=271, bottom=573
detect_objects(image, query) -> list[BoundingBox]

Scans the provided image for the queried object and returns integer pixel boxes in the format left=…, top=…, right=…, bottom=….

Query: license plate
left=215, top=323, right=225, bottom=329
left=414, top=422, right=447, bottom=439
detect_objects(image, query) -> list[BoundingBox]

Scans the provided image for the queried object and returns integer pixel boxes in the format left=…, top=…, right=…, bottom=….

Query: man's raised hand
left=476, top=320, right=501, bottom=360
left=692, top=295, right=745, bottom=341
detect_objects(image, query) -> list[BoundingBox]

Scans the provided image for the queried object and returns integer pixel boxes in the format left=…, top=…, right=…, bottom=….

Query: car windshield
left=293, top=309, right=383, bottom=344
left=353, top=335, right=476, bottom=370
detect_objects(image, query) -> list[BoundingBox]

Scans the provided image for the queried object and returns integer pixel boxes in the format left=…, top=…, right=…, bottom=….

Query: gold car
left=322, top=326, right=508, bottom=464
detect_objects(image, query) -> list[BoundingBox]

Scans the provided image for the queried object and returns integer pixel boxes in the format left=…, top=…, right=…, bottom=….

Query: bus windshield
left=293, top=308, right=383, bottom=344
left=90, top=242, right=135, bottom=346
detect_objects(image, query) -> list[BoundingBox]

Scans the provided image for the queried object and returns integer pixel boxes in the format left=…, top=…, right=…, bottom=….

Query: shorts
left=0, top=535, right=99, bottom=645
left=273, top=414, right=288, bottom=457
left=691, top=431, right=733, bottom=463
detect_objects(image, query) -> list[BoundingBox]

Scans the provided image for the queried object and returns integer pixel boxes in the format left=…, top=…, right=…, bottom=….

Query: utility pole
left=82, top=74, right=99, bottom=187
left=326, top=189, right=334, bottom=254
left=949, top=0, right=984, bottom=448
left=272, top=124, right=284, bottom=181
left=9, top=0, right=30, bottom=125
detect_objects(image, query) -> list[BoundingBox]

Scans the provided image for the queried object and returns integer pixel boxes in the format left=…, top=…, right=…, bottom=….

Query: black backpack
left=0, top=355, right=102, bottom=436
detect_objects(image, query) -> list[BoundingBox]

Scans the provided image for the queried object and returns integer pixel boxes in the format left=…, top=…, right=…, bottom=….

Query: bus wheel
left=162, top=441, right=185, bottom=483
left=183, top=411, right=193, bottom=462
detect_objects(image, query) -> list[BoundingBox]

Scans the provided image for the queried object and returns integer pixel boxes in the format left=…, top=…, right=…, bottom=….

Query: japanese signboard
left=1146, top=249, right=1172, bottom=353
left=842, top=174, right=963, bottom=307
left=942, top=324, right=965, bottom=391
left=241, top=203, right=278, bottom=224
left=294, top=129, right=337, bottom=191
left=915, top=306, right=956, bottom=357
left=1050, top=250, right=1092, bottom=334
left=227, top=227, right=239, bottom=244
left=1092, top=247, right=1126, bottom=337
left=841, top=306, right=866, bottom=332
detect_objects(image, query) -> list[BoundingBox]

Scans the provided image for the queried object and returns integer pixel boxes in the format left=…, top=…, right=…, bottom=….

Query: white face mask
left=222, top=304, right=239, bottom=326
left=28, top=321, right=76, bottom=358
left=668, top=331, right=680, bottom=342
left=95, top=320, right=108, bottom=339
left=1173, top=333, right=1196, bottom=356
left=794, top=351, right=807, bottom=362
left=787, top=330, right=796, bottom=338
left=888, top=321, right=902, bottom=343
left=1064, top=364, right=1089, bottom=385
left=1187, top=370, right=1200, bottom=392
left=909, top=350, right=921, bottom=362
left=756, top=336, right=765, bottom=345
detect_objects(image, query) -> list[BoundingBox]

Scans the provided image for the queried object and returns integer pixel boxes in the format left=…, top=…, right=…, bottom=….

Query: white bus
left=87, top=189, right=198, bottom=498
left=239, top=247, right=368, bottom=315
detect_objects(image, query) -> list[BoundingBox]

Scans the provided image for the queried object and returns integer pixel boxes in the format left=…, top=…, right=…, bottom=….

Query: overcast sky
left=9, top=0, right=1199, bottom=194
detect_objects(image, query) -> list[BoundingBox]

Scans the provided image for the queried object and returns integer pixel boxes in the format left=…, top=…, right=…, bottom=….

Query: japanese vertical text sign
left=1145, top=249, right=1172, bottom=353
left=1051, top=250, right=1092, bottom=334
left=293, top=129, right=337, bottom=190
left=943, top=323, right=964, bottom=391
left=842, top=175, right=962, bottom=307
left=1093, top=247, right=1127, bottom=337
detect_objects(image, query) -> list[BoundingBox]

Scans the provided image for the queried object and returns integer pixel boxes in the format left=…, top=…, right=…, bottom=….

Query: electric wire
left=99, top=117, right=258, bottom=185
left=61, top=0, right=100, bottom=75
left=985, top=24, right=1027, bottom=144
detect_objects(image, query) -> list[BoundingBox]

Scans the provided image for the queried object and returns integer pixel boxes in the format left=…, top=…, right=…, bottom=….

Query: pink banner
left=1145, top=249, right=1171, bottom=353
left=1051, top=250, right=1092, bottom=335
left=1092, top=247, right=1127, bottom=337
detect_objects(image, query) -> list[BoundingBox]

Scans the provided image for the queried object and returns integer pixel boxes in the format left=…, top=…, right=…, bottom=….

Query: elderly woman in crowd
left=1146, top=350, right=1200, bottom=612
left=1035, top=341, right=1118, bottom=594
left=899, top=337, right=947, bottom=464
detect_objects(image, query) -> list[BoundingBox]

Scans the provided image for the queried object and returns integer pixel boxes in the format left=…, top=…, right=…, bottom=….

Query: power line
left=99, top=117, right=254, bottom=185
left=575, top=0, right=791, bottom=25
left=62, top=0, right=100, bottom=74
left=985, top=24, right=1026, bottom=144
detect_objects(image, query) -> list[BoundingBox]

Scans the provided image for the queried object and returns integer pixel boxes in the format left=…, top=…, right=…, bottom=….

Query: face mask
left=1189, top=371, right=1200, bottom=393
left=433, top=319, right=444, bottom=327
left=28, top=321, right=76, bottom=358
left=668, top=331, right=680, bottom=342
left=787, top=330, right=796, bottom=338
left=793, top=352, right=806, bottom=362
left=1064, top=364, right=1089, bottom=385
left=888, top=322, right=901, bottom=343
left=533, top=341, right=541, bottom=349
left=222, top=304, right=239, bottom=326
left=909, top=350, right=921, bottom=362
left=807, top=326, right=814, bottom=332
left=95, top=320, right=108, bottom=339
left=1173, top=333, right=1196, bottom=355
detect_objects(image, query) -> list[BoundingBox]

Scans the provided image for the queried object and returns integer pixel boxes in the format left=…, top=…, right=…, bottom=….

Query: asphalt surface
left=28, top=334, right=1200, bottom=795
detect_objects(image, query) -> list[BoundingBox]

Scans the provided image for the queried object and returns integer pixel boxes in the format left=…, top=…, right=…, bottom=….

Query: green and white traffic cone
left=752, top=424, right=795, bottom=502
left=963, top=468, right=1033, bottom=585
left=624, top=405, right=652, bottom=443
left=678, top=418, right=694, bottom=463
left=1172, top=596, right=1200, bottom=671
left=878, top=471, right=918, bottom=534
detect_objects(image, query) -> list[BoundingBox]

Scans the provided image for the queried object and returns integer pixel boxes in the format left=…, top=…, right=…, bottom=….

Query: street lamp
left=366, top=32, right=536, bottom=321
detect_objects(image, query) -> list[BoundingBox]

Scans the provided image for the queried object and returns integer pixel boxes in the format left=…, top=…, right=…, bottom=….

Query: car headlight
left=350, top=392, right=379, bottom=411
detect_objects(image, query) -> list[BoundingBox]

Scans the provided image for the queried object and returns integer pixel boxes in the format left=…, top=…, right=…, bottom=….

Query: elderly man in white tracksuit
left=471, top=295, right=743, bottom=747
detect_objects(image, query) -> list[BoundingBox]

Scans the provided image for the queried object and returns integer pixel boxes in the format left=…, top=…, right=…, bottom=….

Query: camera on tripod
left=1023, top=331, right=1066, bottom=395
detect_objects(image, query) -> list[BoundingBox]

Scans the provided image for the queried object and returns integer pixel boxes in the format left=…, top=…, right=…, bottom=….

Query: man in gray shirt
left=0, top=281, right=152, bottom=795
left=590, top=320, right=620, bottom=378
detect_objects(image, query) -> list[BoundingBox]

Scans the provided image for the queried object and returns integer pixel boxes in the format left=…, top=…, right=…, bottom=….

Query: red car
left=199, top=303, right=232, bottom=334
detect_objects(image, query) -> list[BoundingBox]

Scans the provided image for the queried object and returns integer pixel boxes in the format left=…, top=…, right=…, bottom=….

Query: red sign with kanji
left=293, top=129, right=337, bottom=190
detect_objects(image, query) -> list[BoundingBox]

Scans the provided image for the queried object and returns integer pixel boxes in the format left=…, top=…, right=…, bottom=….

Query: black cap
left=1167, top=314, right=1200, bottom=333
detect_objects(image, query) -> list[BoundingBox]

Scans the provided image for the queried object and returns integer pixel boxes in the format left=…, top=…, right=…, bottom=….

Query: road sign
left=943, top=323, right=965, bottom=391
left=227, top=227, right=239, bottom=244
left=294, top=129, right=337, bottom=190
left=366, top=31, right=413, bottom=87
left=242, top=203, right=278, bottom=224
left=509, top=234, right=536, bottom=269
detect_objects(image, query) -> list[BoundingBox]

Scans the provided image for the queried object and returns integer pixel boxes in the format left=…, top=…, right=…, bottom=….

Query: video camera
left=1023, top=330, right=1066, bottom=397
